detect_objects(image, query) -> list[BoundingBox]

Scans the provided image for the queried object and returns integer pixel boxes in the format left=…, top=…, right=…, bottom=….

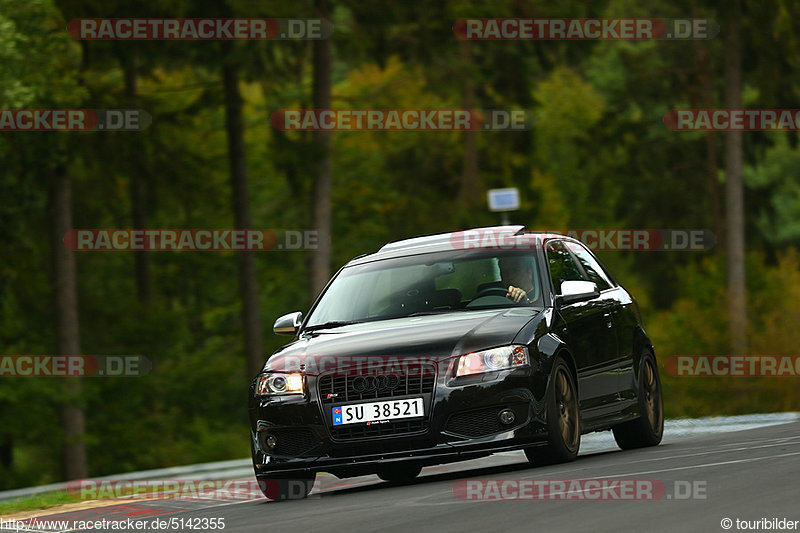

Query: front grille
left=318, top=368, right=435, bottom=404
left=329, top=419, right=428, bottom=440
left=261, top=428, right=320, bottom=457
left=445, top=404, right=528, bottom=438
left=319, top=365, right=436, bottom=441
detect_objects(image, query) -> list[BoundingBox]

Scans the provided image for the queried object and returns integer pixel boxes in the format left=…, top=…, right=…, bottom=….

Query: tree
left=724, top=0, right=747, bottom=354
left=457, top=39, right=481, bottom=208
left=50, top=163, right=88, bottom=480
left=1, top=0, right=90, bottom=481
left=310, top=0, right=333, bottom=297
left=121, top=53, right=152, bottom=305
left=223, top=47, right=265, bottom=378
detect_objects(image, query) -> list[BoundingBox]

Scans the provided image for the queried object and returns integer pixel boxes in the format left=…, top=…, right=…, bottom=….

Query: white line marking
left=555, top=450, right=800, bottom=480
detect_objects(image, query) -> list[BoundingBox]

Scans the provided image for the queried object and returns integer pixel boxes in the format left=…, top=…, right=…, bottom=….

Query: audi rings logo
left=351, top=375, right=400, bottom=392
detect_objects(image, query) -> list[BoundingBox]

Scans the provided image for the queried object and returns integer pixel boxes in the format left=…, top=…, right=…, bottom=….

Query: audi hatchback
left=249, top=226, right=663, bottom=500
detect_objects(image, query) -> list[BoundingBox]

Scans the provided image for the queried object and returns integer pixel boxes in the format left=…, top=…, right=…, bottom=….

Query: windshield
left=305, top=250, right=542, bottom=328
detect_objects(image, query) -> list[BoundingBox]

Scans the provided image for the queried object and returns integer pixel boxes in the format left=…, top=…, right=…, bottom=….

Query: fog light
left=266, top=435, right=277, bottom=449
left=498, top=409, right=515, bottom=425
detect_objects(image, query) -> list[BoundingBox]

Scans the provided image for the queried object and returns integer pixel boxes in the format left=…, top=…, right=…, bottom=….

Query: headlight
left=257, top=372, right=304, bottom=396
left=455, top=345, right=529, bottom=377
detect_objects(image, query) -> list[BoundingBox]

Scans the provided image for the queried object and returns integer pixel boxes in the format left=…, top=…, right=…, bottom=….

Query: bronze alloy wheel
left=556, top=367, right=579, bottom=452
left=612, top=352, right=664, bottom=450
left=525, top=358, right=580, bottom=465
left=642, top=358, right=663, bottom=433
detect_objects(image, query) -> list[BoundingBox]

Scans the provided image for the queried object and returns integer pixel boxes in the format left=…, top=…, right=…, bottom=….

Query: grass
left=0, top=491, right=81, bottom=517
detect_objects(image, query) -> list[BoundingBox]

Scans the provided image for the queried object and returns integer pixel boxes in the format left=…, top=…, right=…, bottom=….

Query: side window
left=569, top=244, right=613, bottom=291
left=546, top=241, right=585, bottom=294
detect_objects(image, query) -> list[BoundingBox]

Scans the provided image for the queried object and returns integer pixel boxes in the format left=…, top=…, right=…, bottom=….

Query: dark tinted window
left=546, top=241, right=585, bottom=294
left=570, top=244, right=613, bottom=291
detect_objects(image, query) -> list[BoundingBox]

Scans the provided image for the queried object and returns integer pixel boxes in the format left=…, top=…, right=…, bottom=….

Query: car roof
left=346, top=226, right=580, bottom=266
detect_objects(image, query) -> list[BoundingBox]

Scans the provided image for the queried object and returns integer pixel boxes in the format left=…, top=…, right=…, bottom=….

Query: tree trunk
left=311, top=0, right=333, bottom=298
left=458, top=39, right=480, bottom=207
left=724, top=0, right=747, bottom=354
left=694, top=37, right=722, bottom=244
left=124, top=58, right=151, bottom=304
left=50, top=165, right=88, bottom=480
left=223, top=61, right=264, bottom=378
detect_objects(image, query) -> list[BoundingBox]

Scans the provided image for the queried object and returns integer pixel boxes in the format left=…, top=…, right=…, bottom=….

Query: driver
left=499, top=255, right=535, bottom=303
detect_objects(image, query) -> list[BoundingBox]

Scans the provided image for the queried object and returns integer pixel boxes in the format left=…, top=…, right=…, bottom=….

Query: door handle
left=604, top=313, right=612, bottom=328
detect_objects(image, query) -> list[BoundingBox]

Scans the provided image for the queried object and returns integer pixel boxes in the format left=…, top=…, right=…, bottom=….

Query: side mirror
left=273, top=311, right=303, bottom=336
left=556, top=280, right=599, bottom=306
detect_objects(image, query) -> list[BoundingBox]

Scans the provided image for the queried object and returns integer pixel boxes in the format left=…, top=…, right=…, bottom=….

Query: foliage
left=650, top=250, right=800, bottom=417
left=1, top=0, right=799, bottom=489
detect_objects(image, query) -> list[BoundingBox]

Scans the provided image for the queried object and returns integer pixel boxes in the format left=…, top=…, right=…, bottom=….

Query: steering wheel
left=475, top=287, right=509, bottom=299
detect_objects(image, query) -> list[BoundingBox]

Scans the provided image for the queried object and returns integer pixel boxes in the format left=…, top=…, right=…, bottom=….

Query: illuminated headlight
left=257, top=373, right=304, bottom=396
left=456, top=345, right=529, bottom=377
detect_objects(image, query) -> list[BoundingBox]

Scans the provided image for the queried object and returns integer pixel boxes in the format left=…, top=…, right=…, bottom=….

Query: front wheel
left=525, top=357, right=580, bottom=466
left=257, top=473, right=316, bottom=501
left=612, top=353, right=663, bottom=450
left=376, top=464, right=422, bottom=483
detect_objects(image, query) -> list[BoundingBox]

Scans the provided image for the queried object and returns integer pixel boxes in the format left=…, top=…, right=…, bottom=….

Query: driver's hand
left=506, top=285, right=527, bottom=303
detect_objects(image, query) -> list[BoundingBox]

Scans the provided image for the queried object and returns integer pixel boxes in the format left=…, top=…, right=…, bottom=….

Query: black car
left=249, top=226, right=663, bottom=500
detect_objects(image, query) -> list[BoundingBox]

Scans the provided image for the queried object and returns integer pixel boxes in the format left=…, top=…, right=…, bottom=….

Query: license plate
left=332, top=398, right=424, bottom=426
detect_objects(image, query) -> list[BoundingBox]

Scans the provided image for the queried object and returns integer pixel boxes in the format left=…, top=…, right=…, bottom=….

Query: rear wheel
left=376, top=464, right=422, bottom=483
left=613, top=353, right=663, bottom=450
left=525, top=358, right=580, bottom=466
left=257, top=473, right=316, bottom=501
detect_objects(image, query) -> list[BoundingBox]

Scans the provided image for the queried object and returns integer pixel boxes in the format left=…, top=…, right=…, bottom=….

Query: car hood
left=264, top=308, right=543, bottom=375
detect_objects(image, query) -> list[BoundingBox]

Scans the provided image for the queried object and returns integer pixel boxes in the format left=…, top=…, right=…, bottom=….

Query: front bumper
left=249, top=366, right=550, bottom=478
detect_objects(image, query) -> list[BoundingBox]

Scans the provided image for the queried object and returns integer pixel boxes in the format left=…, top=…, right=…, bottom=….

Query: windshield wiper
left=303, top=320, right=360, bottom=332
left=408, top=310, right=463, bottom=316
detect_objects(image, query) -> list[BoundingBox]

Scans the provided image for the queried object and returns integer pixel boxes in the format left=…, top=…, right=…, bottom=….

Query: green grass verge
left=0, top=491, right=81, bottom=516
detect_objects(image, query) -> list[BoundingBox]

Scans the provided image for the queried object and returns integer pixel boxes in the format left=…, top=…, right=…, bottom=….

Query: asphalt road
left=6, top=421, right=800, bottom=533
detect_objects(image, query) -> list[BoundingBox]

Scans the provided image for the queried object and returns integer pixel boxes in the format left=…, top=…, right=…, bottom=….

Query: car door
left=546, top=240, right=620, bottom=413
left=567, top=243, right=636, bottom=403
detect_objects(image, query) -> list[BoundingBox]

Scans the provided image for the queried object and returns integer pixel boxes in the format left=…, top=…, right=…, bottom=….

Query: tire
left=257, top=472, right=316, bottom=501
left=612, top=353, right=664, bottom=450
left=525, top=357, right=580, bottom=466
left=376, top=464, right=422, bottom=483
